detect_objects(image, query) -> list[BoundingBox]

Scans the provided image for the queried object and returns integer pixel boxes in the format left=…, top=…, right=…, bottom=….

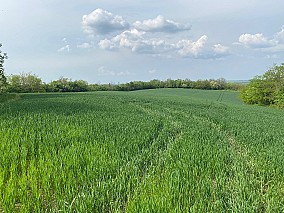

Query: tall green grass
left=1, top=89, right=284, bottom=212
left=0, top=93, right=19, bottom=103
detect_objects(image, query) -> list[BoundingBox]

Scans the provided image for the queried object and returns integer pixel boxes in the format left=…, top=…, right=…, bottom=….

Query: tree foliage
left=5, top=75, right=243, bottom=93
left=241, top=63, right=284, bottom=107
left=0, top=44, right=8, bottom=93
left=46, top=77, right=89, bottom=92
left=7, top=72, right=45, bottom=93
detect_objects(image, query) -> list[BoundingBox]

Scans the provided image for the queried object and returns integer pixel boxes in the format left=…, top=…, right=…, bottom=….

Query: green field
left=1, top=89, right=284, bottom=212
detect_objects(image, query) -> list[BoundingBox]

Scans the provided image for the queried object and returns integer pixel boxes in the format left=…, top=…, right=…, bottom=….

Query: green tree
left=48, top=77, right=71, bottom=92
left=69, top=80, right=89, bottom=92
left=47, top=77, right=90, bottom=92
left=241, top=63, right=284, bottom=107
left=0, top=44, right=8, bottom=93
left=7, top=72, right=45, bottom=93
left=194, top=79, right=211, bottom=90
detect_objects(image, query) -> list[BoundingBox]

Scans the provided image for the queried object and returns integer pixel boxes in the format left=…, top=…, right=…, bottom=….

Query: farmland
left=1, top=89, right=284, bottom=212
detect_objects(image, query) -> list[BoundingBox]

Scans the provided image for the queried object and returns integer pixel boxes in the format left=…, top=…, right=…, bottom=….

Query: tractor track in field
left=132, top=100, right=264, bottom=185
left=122, top=102, right=184, bottom=209
left=130, top=100, right=271, bottom=210
left=130, top=102, right=184, bottom=147
left=156, top=101, right=256, bottom=171
left=193, top=114, right=257, bottom=177
left=133, top=100, right=254, bottom=168
left=160, top=104, right=273, bottom=211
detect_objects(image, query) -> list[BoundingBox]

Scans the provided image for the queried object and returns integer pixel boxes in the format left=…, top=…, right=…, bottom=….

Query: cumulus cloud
left=176, top=35, right=208, bottom=57
left=238, top=33, right=274, bottom=48
left=98, top=32, right=229, bottom=59
left=213, top=44, right=229, bottom=53
left=82, top=9, right=229, bottom=59
left=212, top=44, right=230, bottom=57
left=275, top=26, right=284, bottom=43
left=133, top=15, right=191, bottom=33
left=82, top=8, right=130, bottom=35
left=111, top=29, right=145, bottom=51
left=238, top=27, right=284, bottom=52
left=81, top=8, right=191, bottom=36
left=98, top=29, right=171, bottom=54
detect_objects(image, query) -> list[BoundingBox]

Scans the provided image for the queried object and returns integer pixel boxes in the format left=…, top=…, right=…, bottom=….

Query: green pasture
left=1, top=89, right=284, bottom=212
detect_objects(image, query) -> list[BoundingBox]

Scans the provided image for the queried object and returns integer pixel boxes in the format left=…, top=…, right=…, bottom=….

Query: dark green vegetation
left=0, top=44, right=8, bottom=93
left=0, top=93, right=19, bottom=103
left=1, top=89, right=284, bottom=212
left=241, top=63, right=284, bottom=108
left=6, top=73, right=243, bottom=93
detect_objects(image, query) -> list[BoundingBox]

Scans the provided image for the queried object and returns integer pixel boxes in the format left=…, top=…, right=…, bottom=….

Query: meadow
left=1, top=89, right=284, bottom=212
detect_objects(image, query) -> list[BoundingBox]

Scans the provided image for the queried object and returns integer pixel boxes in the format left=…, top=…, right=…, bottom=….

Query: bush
left=241, top=63, right=284, bottom=107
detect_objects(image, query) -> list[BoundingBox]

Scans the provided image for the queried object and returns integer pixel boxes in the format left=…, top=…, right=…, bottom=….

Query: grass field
left=1, top=89, right=284, bottom=212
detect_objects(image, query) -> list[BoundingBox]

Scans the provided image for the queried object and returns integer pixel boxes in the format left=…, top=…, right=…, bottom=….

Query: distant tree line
left=2, top=73, right=245, bottom=93
left=241, top=63, right=284, bottom=108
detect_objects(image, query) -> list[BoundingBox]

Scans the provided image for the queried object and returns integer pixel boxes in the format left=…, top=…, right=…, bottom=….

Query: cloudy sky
left=1, top=0, right=284, bottom=83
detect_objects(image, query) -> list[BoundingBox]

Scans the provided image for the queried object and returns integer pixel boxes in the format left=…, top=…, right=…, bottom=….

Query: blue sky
left=1, top=0, right=284, bottom=83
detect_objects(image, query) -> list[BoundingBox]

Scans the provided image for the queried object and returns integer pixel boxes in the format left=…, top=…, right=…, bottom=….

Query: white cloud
left=99, top=32, right=229, bottom=59
left=275, top=26, right=284, bottom=43
left=176, top=35, right=208, bottom=57
left=84, top=9, right=229, bottom=59
left=112, top=29, right=145, bottom=51
left=98, top=29, right=170, bottom=54
left=238, top=33, right=274, bottom=48
left=57, top=45, right=70, bottom=52
left=212, top=44, right=230, bottom=57
left=98, top=39, right=116, bottom=50
left=98, top=38, right=120, bottom=50
left=133, top=15, right=191, bottom=33
left=131, top=39, right=169, bottom=54
left=238, top=27, right=284, bottom=53
left=77, top=42, right=93, bottom=49
left=82, top=8, right=130, bottom=35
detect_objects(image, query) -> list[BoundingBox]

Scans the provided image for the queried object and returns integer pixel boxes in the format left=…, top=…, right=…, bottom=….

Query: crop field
left=1, top=89, right=284, bottom=212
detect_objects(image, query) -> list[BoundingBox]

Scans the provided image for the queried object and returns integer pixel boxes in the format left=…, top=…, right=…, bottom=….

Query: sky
left=1, top=0, right=284, bottom=84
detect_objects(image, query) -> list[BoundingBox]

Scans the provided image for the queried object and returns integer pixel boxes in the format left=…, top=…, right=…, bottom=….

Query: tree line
left=0, top=72, right=244, bottom=93
left=5, top=65, right=284, bottom=108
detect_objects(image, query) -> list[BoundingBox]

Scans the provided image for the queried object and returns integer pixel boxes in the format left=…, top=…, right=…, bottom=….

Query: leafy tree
left=0, top=44, right=8, bottom=93
left=69, top=80, right=89, bottom=92
left=194, top=79, right=211, bottom=90
left=241, top=63, right=284, bottom=107
left=48, top=77, right=72, bottom=92
left=149, top=79, right=163, bottom=88
left=47, top=77, right=90, bottom=92
left=7, top=72, right=45, bottom=93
